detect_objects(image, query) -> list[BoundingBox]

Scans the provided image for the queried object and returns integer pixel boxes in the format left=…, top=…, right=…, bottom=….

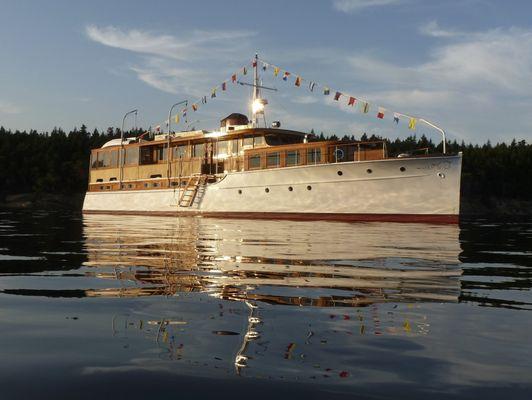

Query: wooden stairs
left=178, top=175, right=206, bottom=207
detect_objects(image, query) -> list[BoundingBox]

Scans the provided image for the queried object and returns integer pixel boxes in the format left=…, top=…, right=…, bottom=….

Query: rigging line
left=257, top=57, right=419, bottom=121
left=148, top=61, right=254, bottom=132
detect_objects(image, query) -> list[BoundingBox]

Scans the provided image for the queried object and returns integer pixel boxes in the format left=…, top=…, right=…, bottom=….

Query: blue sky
left=1, top=0, right=531, bottom=144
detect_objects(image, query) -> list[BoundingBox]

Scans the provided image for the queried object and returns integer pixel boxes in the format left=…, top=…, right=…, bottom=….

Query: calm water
left=0, top=209, right=530, bottom=399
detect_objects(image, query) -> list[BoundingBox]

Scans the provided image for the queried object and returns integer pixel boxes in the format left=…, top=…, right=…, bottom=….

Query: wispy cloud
left=419, top=20, right=464, bottom=38
left=0, top=101, right=22, bottom=115
left=85, top=25, right=256, bottom=95
left=333, top=0, right=404, bottom=13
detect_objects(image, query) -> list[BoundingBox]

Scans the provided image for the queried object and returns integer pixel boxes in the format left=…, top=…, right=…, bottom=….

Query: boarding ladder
left=178, top=175, right=206, bottom=207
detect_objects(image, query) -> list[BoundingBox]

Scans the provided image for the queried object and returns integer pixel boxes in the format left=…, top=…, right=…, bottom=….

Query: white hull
left=83, top=154, right=462, bottom=223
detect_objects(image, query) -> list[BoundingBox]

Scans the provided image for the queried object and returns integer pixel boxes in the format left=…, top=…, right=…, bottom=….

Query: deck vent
left=400, top=167, right=406, bottom=172
left=288, top=186, right=293, bottom=191
left=307, top=185, right=312, bottom=191
left=337, top=171, right=343, bottom=176
left=265, top=188, right=270, bottom=193
left=367, top=169, right=373, bottom=174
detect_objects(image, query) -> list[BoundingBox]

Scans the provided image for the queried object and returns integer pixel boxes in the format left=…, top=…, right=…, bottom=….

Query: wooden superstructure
left=88, top=115, right=388, bottom=194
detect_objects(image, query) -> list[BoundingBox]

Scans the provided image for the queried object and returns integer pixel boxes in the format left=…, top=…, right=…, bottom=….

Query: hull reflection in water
left=82, top=215, right=461, bottom=373
left=83, top=215, right=461, bottom=305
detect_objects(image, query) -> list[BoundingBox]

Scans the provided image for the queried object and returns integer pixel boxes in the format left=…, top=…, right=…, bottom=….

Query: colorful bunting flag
left=295, top=76, right=301, bottom=87
left=211, top=88, right=216, bottom=98
left=274, top=67, right=280, bottom=77
left=192, top=104, right=198, bottom=111
left=174, top=115, right=179, bottom=124
left=232, top=74, right=237, bottom=83
left=262, top=65, right=267, bottom=71
left=408, top=117, right=417, bottom=130
left=222, top=82, right=226, bottom=91
left=283, top=71, right=290, bottom=81
left=393, top=113, right=400, bottom=124
left=348, top=96, right=356, bottom=106
left=155, top=125, right=160, bottom=132
left=243, top=67, right=247, bottom=75
left=252, top=60, right=257, bottom=67
left=377, top=107, right=385, bottom=119
left=334, top=92, right=342, bottom=101
left=182, top=108, right=187, bottom=117
left=361, top=102, right=369, bottom=113
left=201, top=96, right=207, bottom=104
left=309, top=81, right=316, bottom=92
left=324, top=87, right=330, bottom=95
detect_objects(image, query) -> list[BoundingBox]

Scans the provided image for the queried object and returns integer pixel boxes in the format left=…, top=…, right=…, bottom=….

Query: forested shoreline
left=0, top=125, right=531, bottom=215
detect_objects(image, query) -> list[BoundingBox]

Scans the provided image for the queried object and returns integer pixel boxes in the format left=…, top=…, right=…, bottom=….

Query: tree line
left=0, top=125, right=530, bottom=203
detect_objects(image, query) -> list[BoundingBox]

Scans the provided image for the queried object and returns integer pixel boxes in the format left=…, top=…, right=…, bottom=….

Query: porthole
left=171, top=181, right=179, bottom=187
left=128, top=184, right=133, bottom=189
left=144, top=183, right=149, bottom=188
left=400, top=166, right=406, bottom=172
left=366, top=169, right=373, bottom=174
left=99, top=185, right=104, bottom=190
left=238, top=189, right=242, bottom=194
left=265, top=188, right=270, bottom=193
left=437, top=172, right=446, bottom=179
left=307, top=185, right=312, bottom=191
left=153, top=183, right=159, bottom=188
left=337, top=171, right=343, bottom=176
left=96, top=178, right=103, bottom=183
left=288, top=186, right=293, bottom=191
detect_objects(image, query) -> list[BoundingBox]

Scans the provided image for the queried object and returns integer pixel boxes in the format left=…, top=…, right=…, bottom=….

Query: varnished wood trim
left=82, top=210, right=459, bottom=224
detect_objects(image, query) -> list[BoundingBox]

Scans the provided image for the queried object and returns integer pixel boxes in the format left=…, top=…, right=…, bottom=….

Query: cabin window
left=217, top=140, right=229, bottom=157
left=243, top=135, right=253, bottom=147
left=193, top=143, right=205, bottom=158
left=266, top=152, right=280, bottom=167
left=140, top=146, right=155, bottom=165
left=157, top=146, right=167, bottom=162
left=91, top=153, right=98, bottom=169
left=173, top=145, right=186, bottom=159
left=110, top=150, right=118, bottom=167
left=265, top=135, right=303, bottom=146
left=307, top=148, right=321, bottom=164
left=254, top=135, right=265, bottom=146
left=125, top=147, right=139, bottom=165
left=286, top=150, right=300, bottom=166
left=231, top=139, right=239, bottom=155
left=249, top=154, right=261, bottom=169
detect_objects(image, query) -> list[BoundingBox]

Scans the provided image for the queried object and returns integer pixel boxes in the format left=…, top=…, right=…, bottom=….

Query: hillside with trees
left=0, top=126, right=530, bottom=214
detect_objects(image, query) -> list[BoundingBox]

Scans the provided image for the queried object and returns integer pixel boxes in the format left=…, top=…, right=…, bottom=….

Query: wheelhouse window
left=156, top=145, right=167, bottom=162
left=266, top=152, right=280, bottom=167
left=192, top=143, right=205, bottom=158
left=265, top=134, right=303, bottom=146
left=125, top=147, right=139, bottom=165
left=140, top=146, right=155, bottom=165
left=231, top=139, right=239, bottom=155
left=91, top=153, right=98, bottom=168
left=243, top=135, right=253, bottom=147
left=217, top=140, right=229, bottom=157
left=248, top=154, right=261, bottom=169
left=307, top=148, right=321, bottom=164
left=173, top=145, right=187, bottom=159
left=110, top=150, right=118, bottom=167
left=254, top=135, right=265, bottom=146
left=286, top=150, right=300, bottom=166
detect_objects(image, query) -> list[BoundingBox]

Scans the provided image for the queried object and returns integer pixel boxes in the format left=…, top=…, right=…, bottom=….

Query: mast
left=253, top=53, right=260, bottom=127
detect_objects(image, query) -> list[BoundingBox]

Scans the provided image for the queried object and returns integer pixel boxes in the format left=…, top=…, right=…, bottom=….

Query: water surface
left=0, top=209, right=530, bottom=399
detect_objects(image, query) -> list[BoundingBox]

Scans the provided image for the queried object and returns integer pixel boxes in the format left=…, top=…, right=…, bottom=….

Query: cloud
left=342, top=25, right=532, bottom=141
left=0, top=101, right=22, bottom=114
left=85, top=25, right=256, bottom=95
left=419, top=20, right=464, bottom=38
left=333, top=0, right=404, bottom=13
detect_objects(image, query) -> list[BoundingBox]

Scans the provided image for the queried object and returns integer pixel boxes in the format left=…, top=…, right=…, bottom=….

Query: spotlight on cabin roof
left=220, top=113, right=249, bottom=128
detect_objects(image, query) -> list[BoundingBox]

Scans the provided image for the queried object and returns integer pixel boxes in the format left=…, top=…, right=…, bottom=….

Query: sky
left=1, top=0, right=532, bottom=144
